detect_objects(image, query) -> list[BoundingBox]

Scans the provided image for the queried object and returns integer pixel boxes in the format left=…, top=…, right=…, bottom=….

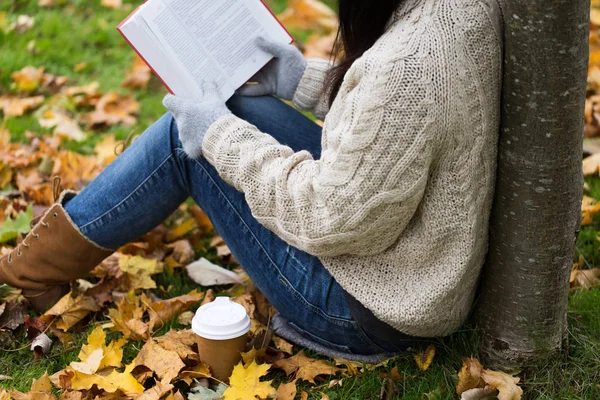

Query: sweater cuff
left=201, top=113, right=249, bottom=168
left=292, top=58, right=332, bottom=112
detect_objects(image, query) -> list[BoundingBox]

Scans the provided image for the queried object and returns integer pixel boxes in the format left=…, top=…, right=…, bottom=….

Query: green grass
left=2, top=1, right=600, bottom=399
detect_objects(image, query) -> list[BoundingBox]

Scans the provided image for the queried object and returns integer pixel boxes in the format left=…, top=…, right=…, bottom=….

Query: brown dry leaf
left=107, top=291, right=150, bottom=340
left=137, top=379, right=174, bottom=400
left=414, top=344, right=436, bottom=371
left=277, top=0, right=338, bottom=33
left=301, top=391, right=308, bottom=400
left=11, top=372, right=55, bottom=400
left=40, top=294, right=100, bottom=332
left=583, top=153, right=600, bottom=176
left=94, top=134, right=118, bottom=166
left=178, top=362, right=211, bottom=385
left=147, top=289, right=203, bottom=332
left=189, top=204, right=214, bottom=233
left=84, top=91, right=139, bottom=127
left=201, top=289, right=216, bottom=305
left=101, top=0, right=122, bottom=9
left=456, top=357, right=486, bottom=395
left=11, top=66, right=44, bottom=92
left=177, top=311, right=194, bottom=326
left=276, top=380, right=297, bottom=400
left=38, top=0, right=56, bottom=6
left=570, top=268, right=600, bottom=289
left=273, top=350, right=342, bottom=383
left=38, top=109, right=85, bottom=141
left=165, top=239, right=195, bottom=265
left=65, top=81, right=99, bottom=98
left=0, top=95, right=44, bottom=117
left=52, top=150, right=100, bottom=191
left=481, top=369, right=523, bottom=400
left=223, top=361, right=276, bottom=400
left=122, top=55, right=152, bottom=89
left=303, top=32, right=337, bottom=59
left=581, top=195, right=600, bottom=225
left=155, top=329, right=199, bottom=362
left=273, top=336, right=294, bottom=355
left=134, top=340, right=185, bottom=383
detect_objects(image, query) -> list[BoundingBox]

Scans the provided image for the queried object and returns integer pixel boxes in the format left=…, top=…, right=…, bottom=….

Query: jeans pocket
left=287, top=321, right=353, bottom=354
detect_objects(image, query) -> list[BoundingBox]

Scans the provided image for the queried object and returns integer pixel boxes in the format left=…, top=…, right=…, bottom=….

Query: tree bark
left=474, top=0, right=589, bottom=368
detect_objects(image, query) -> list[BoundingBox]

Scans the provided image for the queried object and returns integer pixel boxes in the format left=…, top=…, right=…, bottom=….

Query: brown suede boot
left=0, top=190, right=114, bottom=312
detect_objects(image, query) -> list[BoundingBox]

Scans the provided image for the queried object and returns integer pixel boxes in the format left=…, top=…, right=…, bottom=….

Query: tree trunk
left=473, top=0, right=589, bottom=368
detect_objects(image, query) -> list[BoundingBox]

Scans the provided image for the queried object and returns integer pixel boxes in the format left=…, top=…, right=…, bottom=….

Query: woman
left=0, top=0, right=502, bottom=356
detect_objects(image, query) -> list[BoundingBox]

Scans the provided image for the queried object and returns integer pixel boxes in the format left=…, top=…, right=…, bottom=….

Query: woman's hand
left=163, top=84, right=231, bottom=159
left=237, top=37, right=307, bottom=101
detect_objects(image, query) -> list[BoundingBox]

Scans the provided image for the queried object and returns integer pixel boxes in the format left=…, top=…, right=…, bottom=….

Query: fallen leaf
left=70, top=361, right=144, bottom=395
left=188, top=383, right=226, bottom=400
left=276, top=380, right=297, bottom=400
left=11, top=66, right=44, bottom=92
left=30, top=333, right=53, bottom=359
left=189, top=205, right=214, bottom=233
left=460, top=387, right=497, bottom=400
left=277, top=0, right=338, bottom=33
left=77, top=326, right=126, bottom=370
left=177, top=311, right=194, bottom=326
left=93, top=134, right=119, bottom=166
left=137, top=379, right=174, bottom=400
left=13, top=15, right=35, bottom=33
left=481, top=369, right=523, bottom=400
left=273, top=336, right=294, bottom=355
left=583, top=153, right=600, bottom=176
left=223, top=361, right=276, bottom=400
left=273, top=350, right=342, bottom=383
left=165, top=239, right=195, bottom=265
left=119, top=255, right=164, bottom=289
left=457, top=357, right=486, bottom=395
left=414, top=344, right=436, bottom=371
left=0, top=300, right=27, bottom=330
left=40, top=293, right=100, bottom=331
left=147, top=289, right=203, bottom=332
left=185, top=258, right=243, bottom=286
left=122, top=55, right=152, bottom=89
left=38, top=109, right=86, bottom=141
left=101, top=0, right=122, bottom=9
left=107, top=291, right=150, bottom=340
left=0, top=95, right=44, bottom=117
left=570, top=268, right=600, bottom=289
left=155, top=329, right=199, bottom=362
left=84, top=91, right=139, bottom=127
left=134, top=340, right=185, bottom=383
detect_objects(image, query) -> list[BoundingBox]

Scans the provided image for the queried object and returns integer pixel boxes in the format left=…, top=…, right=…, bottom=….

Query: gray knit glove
left=163, top=85, right=231, bottom=159
left=237, top=37, right=307, bottom=101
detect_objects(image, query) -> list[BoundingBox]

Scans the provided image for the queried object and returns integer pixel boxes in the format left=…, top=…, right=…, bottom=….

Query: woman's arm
left=292, top=58, right=333, bottom=121
left=202, top=58, right=433, bottom=257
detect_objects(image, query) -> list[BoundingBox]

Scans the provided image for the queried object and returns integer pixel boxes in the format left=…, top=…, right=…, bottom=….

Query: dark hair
left=324, top=0, right=402, bottom=106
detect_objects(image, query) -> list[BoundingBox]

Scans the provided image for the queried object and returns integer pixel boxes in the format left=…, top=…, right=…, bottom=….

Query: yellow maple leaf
left=94, top=134, right=118, bottom=166
left=77, top=326, right=126, bottom=370
left=414, top=344, right=436, bottom=371
left=223, top=361, right=276, bottom=400
left=119, top=255, right=164, bottom=289
left=107, top=291, right=150, bottom=341
left=70, top=361, right=144, bottom=395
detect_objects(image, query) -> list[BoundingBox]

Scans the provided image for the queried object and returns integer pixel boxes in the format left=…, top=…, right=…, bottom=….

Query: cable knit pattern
left=202, top=0, right=503, bottom=337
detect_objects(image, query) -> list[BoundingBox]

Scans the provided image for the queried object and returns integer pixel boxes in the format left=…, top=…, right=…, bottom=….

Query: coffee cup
left=191, top=296, right=251, bottom=382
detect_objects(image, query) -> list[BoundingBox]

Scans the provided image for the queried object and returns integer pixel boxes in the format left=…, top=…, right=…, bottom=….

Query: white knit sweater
left=202, top=0, right=503, bottom=337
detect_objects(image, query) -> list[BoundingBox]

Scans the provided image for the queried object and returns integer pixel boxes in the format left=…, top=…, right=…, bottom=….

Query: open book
left=118, top=0, right=293, bottom=100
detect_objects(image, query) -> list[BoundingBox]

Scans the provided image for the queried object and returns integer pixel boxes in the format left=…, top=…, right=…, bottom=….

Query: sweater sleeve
left=201, top=58, right=433, bottom=257
left=292, top=58, right=332, bottom=120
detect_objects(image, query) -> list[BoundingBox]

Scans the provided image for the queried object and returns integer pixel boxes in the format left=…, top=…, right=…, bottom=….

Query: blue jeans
left=65, top=95, right=408, bottom=355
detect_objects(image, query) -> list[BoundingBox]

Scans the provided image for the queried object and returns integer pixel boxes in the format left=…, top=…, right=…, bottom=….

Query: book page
left=140, top=1, right=233, bottom=99
left=140, top=0, right=292, bottom=99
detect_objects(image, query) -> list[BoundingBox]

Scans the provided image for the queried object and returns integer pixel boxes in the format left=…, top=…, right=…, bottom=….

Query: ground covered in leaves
left=1, top=0, right=600, bottom=399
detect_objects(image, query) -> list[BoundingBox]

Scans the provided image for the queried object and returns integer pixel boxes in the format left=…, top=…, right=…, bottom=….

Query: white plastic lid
left=191, top=297, right=251, bottom=340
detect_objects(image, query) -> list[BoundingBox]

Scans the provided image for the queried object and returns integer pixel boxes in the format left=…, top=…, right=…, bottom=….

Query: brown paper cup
left=196, top=333, right=248, bottom=382
left=192, top=297, right=251, bottom=383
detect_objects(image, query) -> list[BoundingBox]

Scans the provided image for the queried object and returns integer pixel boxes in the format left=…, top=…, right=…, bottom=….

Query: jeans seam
left=189, top=154, right=353, bottom=327
left=78, top=154, right=175, bottom=231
